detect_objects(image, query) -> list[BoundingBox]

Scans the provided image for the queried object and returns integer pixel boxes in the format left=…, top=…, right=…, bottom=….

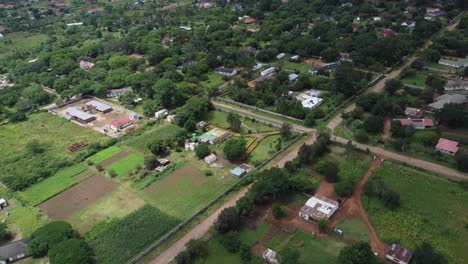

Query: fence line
left=128, top=133, right=305, bottom=264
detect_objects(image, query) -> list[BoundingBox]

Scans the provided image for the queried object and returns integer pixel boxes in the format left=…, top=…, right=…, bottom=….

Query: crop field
left=205, top=110, right=277, bottom=133
left=38, top=175, right=117, bottom=220
left=143, top=162, right=236, bottom=219
left=363, top=162, right=468, bottom=263
left=124, top=124, right=185, bottom=152
left=69, top=185, right=147, bottom=234
left=248, top=135, right=284, bottom=164
left=17, top=164, right=90, bottom=206
left=88, top=205, right=180, bottom=264
left=105, top=153, right=144, bottom=176
left=0, top=112, right=108, bottom=190
left=86, top=146, right=122, bottom=164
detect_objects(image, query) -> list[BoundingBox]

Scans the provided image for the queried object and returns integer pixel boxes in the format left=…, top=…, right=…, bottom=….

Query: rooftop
left=386, top=244, right=413, bottom=264
left=404, top=107, right=424, bottom=118
left=398, top=118, right=433, bottom=127
left=86, top=100, right=112, bottom=112
left=111, top=118, right=132, bottom=128
left=0, top=239, right=30, bottom=261
left=428, top=93, right=468, bottom=110
left=65, top=107, right=95, bottom=121
left=300, top=194, right=338, bottom=220
left=435, top=138, right=459, bottom=153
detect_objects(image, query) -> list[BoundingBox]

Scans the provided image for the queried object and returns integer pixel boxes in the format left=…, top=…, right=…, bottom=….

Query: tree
left=436, top=103, right=467, bottom=128
left=280, top=122, right=293, bottom=139
left=240, top=244, right=252, bottom=262
left=25, top=140, right=47, bottom=154
left=185, top=239, right=209, bottom=259
left=322, top=162, right=340, bottom=183
left=364, top=115, right=384, bottom=133
left=219, top=231, right=240, bottom=253
left=318, top=218, right=329, bottom=233
left=413, top=243, right=447, bottom=264
left=48, top=239, right=93, bottom=264
left=227, top=112, right=241, bottom=132
left=320, top=47, right=340, bottom=62
left=280, top=249, right=300, bottom=264
left=223, top=138, right=246, bottom=161
left=0, top=223, right=11, bottom=242
left=196, top=143, right=211, bottom=159
left=174, top=251, right=190, bottom=264
left=338, top=242, right=378, bottom=264
left=153, top=79, right=181, bottom=109
left=9, top=111, right=26, bottom=122
left=456, top=150, right=468, bottom=172
left=385, top=79, right=402, bottom=94
left=335, top=178, right=354, bottom=197
left=28, top=221, right=76, bottom=257
left=148, top=139, right=166, bottom=156
left=304, top=112, right=316, bottom=127
left=144, top=155, right=159, bottom=170
left=214, top=207, right=240, bottom=234
left=272, top=204, right=286, bottom=218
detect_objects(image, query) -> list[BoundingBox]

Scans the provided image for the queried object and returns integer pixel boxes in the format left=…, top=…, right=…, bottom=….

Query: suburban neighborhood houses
left=0, top=1, right=466, bottom=264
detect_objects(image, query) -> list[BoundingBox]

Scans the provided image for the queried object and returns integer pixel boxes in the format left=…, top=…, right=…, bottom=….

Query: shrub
left=355, top=130, right=369, bottom=142
left=175, top=251, right=191, bottom=264
left=205, top=170, right=213, bottom=176
left=318, top=218, right=329, bottom=233
left=196, top=143, right=211, bottom=159
left=186, top=239, right=209, bottom=259
left=223, top=138, right=246, bottom=161
left=28, top=221, right=76, bottom=257
left=144, top=155, right=159, bottom=170
left=49, top=239, right=93, bottom=264
left=240, top=244, right=252, bottom=262
left=335, top=178, right=354, bottom=197
left=214, top=207, right=240, bottom=234
left=338, top=242, right=377, bottom=264
left=219, top=231, right=240, bottom=253
left=272, top=204, right=286, bottom=218
left=108, top=170, right=117, bottom=178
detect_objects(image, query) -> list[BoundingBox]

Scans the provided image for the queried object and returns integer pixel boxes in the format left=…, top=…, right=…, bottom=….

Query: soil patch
left=38, top=175, right=117, bottom=220
left=144, top=163, right=204, bottom=194
left=315, top=180, right=339, bottom=201
left=302, top=58, right=328, bottom=67
left=100, top=150, right=130, bottom=167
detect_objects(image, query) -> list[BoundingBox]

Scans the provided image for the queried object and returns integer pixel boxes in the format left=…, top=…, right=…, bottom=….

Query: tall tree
left=227, top=113, right=241, bottom=132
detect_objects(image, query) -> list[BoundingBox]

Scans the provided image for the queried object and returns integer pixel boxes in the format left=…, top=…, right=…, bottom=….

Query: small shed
left=204, top=154, right=217, bottom=164
left=155, top=109, right=169, bottom=119
left=0, top=199, right=7, bottom=210
left=386, top=244, right=413, bottom=264
left=263, top=248, right=280, bottom=264
left=0, top=239, right=31, bottom=263
left=230, top=167, right=246, bottom=177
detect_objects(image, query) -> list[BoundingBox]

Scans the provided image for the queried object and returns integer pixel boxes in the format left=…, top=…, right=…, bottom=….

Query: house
left=0, top=239, right=31, bottom=264
left=262, top=249, right=279, bottom=264
left=309, top=62, right=340, bottom=75
left=66, top=22, right=83, bottom=27
left=288, top=73, right=299, bottom=83
left=404, top=107, right=424, bottom=118
left=244, top=17, right=256, bottom=24
left=386, top=244, right=413, bottom=264
left=230, top=167, right=246, bottom=177
left=198, top=128, right=231, bottom=145
left=290, top=55, right=300, bottom=61
left=428, top=93, right=468, bottom=110
left=276, top=53, right=286, bottom=59
left=299, top=194, right=339, bottom=221
left=248, top=74, right=273, bottom=87
left=239, top=164, right=253, bottom=173
left=0, top=199, right=7, bottom=210
left=110, top=118, right=132, bottom=131
left=204, top=153, right=217, bottom=164
left=261, top=67, right=276, bottom=76
left=197, top=121, right=207, bottom=129
left=295, top=90, right=324, bottom=109
left=0, top=34, right=3, bottom=39
left=179, top=26, right=192, bottom=31
left=66, top=107, right=96, bottom=123
left=86, top=100, right=112, bottom=113
left=426, top=7, right=446, bottom=17
left=444, top=79, right=468, bottom=91
left=128, top=53, right=144, bottom=59
left=215, top=67, right=237, bottom=77
left=379, top=28, right=396, bottom=37
left=397, top=118, right=434, bottom=129
left=185, top=140, right=198, bottom=151
left=129, top=112, right=143, bottom=120
left=252, top=63, right=265, bottom=71
left=79, top=60, right=94, bottom=70
left=435, top=138, right=459, bottom=155
left=87, top=7, right=104, bottom=13
left=107, top=87, right=132, bottom=98
left=155, top=109, right=169, bottom=119
left=401, top=21, right=416, bottom=28
left=438, top=57, right=468, bottom=68
left=180, top=60, right=197, bottom=68
left=158, top=159, right=170, bottom=166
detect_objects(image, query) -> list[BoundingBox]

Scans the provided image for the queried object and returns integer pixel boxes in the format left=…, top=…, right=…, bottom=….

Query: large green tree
left=338, top=242, right=378, bottom=264
left=223, top=138, right=246, bottom=161
left=28, top=221, right=76, bottom=257
left=48, top=239, right=93, bottom=264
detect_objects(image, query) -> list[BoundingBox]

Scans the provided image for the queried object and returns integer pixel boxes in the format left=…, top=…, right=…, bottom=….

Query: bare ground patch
left=100, top=150, right=130, bottom=167
left=38, top=175, right=117, bottom=220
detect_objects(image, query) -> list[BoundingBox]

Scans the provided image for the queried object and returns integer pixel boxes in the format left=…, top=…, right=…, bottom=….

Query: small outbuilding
left=0, top=199, right=7, bottom=210
left=404, top=107, right=424, bottom=118
left=86, top=100, right=112, bottom=113
left=435, top=138, right=459, bottom=155
left=155, top=109, right=169, bottom=119
left=263, top=248, right=280, bottom=264
left=0, top=239, right=31, bottom=263
left=204, top=154, right=217, bottom=164
left=386, top=244, right=413, bottom=264
left=299, top=194, right=339, bottom=221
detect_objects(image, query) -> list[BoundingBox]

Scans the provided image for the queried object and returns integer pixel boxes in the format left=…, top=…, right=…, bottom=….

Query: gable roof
left=0, top=239, right=30, bottom=260
left=386, top=244, right=413, bottom=264
left=435, top=138, right=459, bottom=153
left=428, top=93, right=468, bottom=109
left=111, top=118, right=132, bottom=128
left=398, top=118, right=433, bottom=127
left=86, top=100, right=112, bottom=112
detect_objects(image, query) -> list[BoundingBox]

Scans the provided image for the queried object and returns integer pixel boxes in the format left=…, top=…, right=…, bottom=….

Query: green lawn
left=201, top=72, right=225, bottom=88
left=239, top=222, right=269, bottom=246
left=363, top=162, right=468, bottom=263
left=106, top=153, right=144, bottom=176
left=283, top=62, right=310, bottom=74
left=335, top=217, right=369, bottom=243
left=86, top=146, right=122, bottom=164
left=0, top=32, right=48, bottom=57
left=204, top=110, right=277, bottom=133
left=400, top=73, right=428, bottom=87
left=17, top=164, right=90, bottom=206
left=0, top=205, right=48, bottom=238
left=124, top=124, right=185, bottom=153
left=248, top=135, right=283, bottom=165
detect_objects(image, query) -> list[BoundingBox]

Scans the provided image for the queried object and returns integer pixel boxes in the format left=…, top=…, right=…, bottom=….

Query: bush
left=219, top=231, right=240, bottom=253
left=456, top=150, right=468, bottom=172
left=175, top=251, right=191, bottom=264
left=223, top=138, right=246, bottom=161
left=318, top=218, right=329, bottom=233
left=364, top=177, right=400, bottom=210
left=335, top=178, right=354, bottom=197
left=272, top=204, right=286, bottom=218
left=322, top=162, right=340, bottom=183
left=240, top=244, right=252, bottom=262
left=355, top=130, right=369, bottom=142
left=28, top=221, right=77, bottom=257
left=186, top=239, right=209, bottom=259
left=49, top=239, right=93, bottom=264
left=214, top=207, right=240, bottom=234
left=144, top=155, right=159, bottom=170
left=338, top=242, right=377, bottom=264
left=205, top=170, right=213, bottom=176
left=196, top=143, right=211, bottom=159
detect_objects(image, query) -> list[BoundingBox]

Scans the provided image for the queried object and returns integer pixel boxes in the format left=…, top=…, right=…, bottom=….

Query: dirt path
left=329, top=158, right=388, bottom=257
left=100, top=150, right=130, bottom=167
left=276, top=132, right=316, bottom=168
left=381, top=113, right=392, bottom=144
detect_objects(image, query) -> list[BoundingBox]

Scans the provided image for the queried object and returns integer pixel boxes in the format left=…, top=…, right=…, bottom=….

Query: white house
left=215, top=67, right=237, bottom=77
left=263, top=249, right=279, bottom=264
left=299, top=194, right=339, bottom=221
left=276, top=53, right=286, bottom=59
left=261, top=67, right=276, bottom=76
left=204, top=153, right=217, bottom=164
left=155, top=109, right=168, bottom=119
left=0, top=199, right=7, bottom=210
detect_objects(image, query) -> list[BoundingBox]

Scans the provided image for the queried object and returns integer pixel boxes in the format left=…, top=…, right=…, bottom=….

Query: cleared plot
left=143, top=162, right=236, bottom=219
left=17, top=164, right=89, bottom=206
left=124, top=124, right=185, bottom=152
left=0, top=32, right=48, bottom=57
left=283, top=62, right=311, bottom=74
left=248, top=135, right=283, bottom=164
left=69, top=186, right=147, bottom=234
left=400, top=73, right=428, bottom=87
left=201, top=72, right=224, bottom=88
left=38, top=175, right=117, bottom=220
left=0, top=205, right=48, bottom=238
left=364, top=162, right=468, bottom=263
left=86, top=146, right=122, bottom=164
left=335, top=217, right=369, bottom=243
left=88, top=205, right=180, bottom=264
left=105, top=153, right=144, bottom=176
left=205, top=110, right=277, bottom=133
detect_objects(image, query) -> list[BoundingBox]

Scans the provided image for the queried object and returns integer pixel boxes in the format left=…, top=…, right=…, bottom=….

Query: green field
left=335, top=217, right=369, bottom=243
left=0, top=112, right=108, bottom=190
left=248, top=135, right=283, bottom=165
left=322, top=148, right=372, bottom=184
left=0, top=32, right=49, bottom=57
left=124, top=124, right=185, bottom=152
left=106, top=153, right=144, bottom=176
left=283, top=62, right=310, bottom=74
left=201, top=72, right=225, bottom=88
left=86, top=146, right=122, bottom=164
left=400, top=73, right=428, bottom=87
left=88, top=205, right=180, bottom=264
left=17, top=164, right=90, bottom=206
left=205, top=110, right=277, bottom=133
left=363, top=162, right=468, bottom=263
left=0, top=205, right=48, bottom=238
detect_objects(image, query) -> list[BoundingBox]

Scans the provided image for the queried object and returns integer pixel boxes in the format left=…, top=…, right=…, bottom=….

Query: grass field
left=86, top=146, right=122, bottom=164
left=125, top=124, right=185, bottom=153
left=322, top=148, right=372, bottom=184
left=88, top=205, right=180, bottom=264
left=400, top=73, right=428, bottom=87
left=363, top=162, right=468, bottom=263
left=17, top=164, right=90, bottom=206
left=142, top=162, right=236, bottom=219
left=248, top=135, right=283, bottom=165
left=201, top=72, right=225, bottom=88
left=0, top=32, right=48, bottom=57
left=106, top=153, right=144, bottom=176
left=283, top=62, right=310, bottom=74
left=335, top=217, right=369, bottom=243
left=205, top=110, right=277, bottom=133
left=0, top=205, right=48, bottom=238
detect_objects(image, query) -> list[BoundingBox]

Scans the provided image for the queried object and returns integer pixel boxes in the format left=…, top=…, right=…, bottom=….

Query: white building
left=261, top=67, right=276, bottom=76
left=204, top=153, right=217, bottom=164
left=66, top=22, right=83, bottom=27
left=295, top=89, right=324, bottom=109
left=155, top=109, right=168, bottom=118
left=299, top=194, right=339, bottom=221
left=276, top=53, right=286, bottom=59
left=263, top=249, right=279, bottom=264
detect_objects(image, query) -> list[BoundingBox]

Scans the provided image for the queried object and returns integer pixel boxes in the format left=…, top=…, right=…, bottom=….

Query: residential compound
left=293, top=89, right=324, bottom=109
left=299, top=194, right=339, bottom=221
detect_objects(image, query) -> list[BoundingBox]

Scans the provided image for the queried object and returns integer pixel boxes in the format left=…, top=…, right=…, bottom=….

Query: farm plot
left=87, top=205, right=180, bottom=264
left=105, top=153, right=144, bottom=177
left=363, top=162, right=468, bottom=263
left=17, top=164, right=90, bottom=206
left=86, top=146, right=122, bottom=164
left=143, top=162, right=236, bottom=219
left=38, top=175, right=117, bottom=220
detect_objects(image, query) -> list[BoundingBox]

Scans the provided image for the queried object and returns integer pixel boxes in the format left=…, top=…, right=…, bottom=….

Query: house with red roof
left=87, top=7, right=104, bottom=13
left=110, top=118, right=132, bottom=131
left=404, top=107, right=424, bottom=118
left=379, top=28, right=396, bottom=37
left=79, top=60, right=94, bottom=70
left=244, top=17, right=256, bottom=24
left=435, top=138, right=459, bottom=155
left=397, top=118, right=434, bottom=129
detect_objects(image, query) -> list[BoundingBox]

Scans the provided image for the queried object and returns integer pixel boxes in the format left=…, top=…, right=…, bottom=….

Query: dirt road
left=332, top=136, right=468, bottom=180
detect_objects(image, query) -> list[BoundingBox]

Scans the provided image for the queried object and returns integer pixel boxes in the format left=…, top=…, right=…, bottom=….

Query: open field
left=105, top=152, right=144, bottom=176
left=143, top=162, right=236, bottom=219
left=363, top=162, right=468, bottom=263
left=335, top=217, right=369, bottom=243
left=17, top=164, right=90, bottom=206
left=400, top=72, right=428, bottom=87
left=88, top=205, right=180, bottom=264
left=0, top=204, right=48, bottom=239
left=124, top=124, right=185, bottom=152
left=38, top=175, right=117, bottom=220
left=201, top=72, right=224, bottom=88
left=205, top=110, right=277, bottom=133
left=0, top=112, right=108, bottom=190
left=69, top=185, right=147, bottom=234
left=86, top=146, right=122, bottom=164
left=248, top=135, right=283, bottom=164
left=0, top=32, right=48, bottom=57
left=283, top=62, right=311, bottom=74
